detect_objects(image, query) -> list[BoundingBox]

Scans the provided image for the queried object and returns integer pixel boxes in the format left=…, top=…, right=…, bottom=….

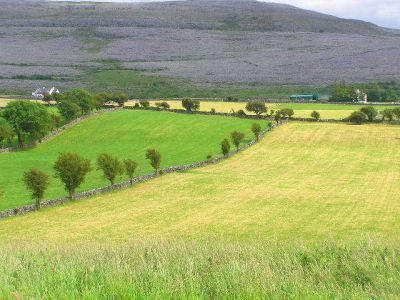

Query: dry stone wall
left=0, top=120, right=286, bottom=219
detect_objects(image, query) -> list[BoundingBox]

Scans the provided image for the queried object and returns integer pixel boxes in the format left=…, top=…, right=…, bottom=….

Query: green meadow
left=0, top=110, right=264, bottom=210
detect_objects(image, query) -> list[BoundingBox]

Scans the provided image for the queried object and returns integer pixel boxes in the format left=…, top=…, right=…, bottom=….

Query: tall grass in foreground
left=0, top=241, right=399, bottom=299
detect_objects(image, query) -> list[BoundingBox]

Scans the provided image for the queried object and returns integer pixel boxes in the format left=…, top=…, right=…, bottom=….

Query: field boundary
left=0, top=121, right=287, bottom=219
left=124, top=106, right=347, bottom=123
left=0, top=108, right=123, bottom=153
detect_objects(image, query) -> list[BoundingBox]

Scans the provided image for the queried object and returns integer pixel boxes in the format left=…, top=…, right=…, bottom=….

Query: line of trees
left=329, top=81, right=400, bottom=102
left=347, top=106, right=400, bottom=124
left=0, top=88, right=127, bottom=148
left=21, top=149, right=163, bottom=210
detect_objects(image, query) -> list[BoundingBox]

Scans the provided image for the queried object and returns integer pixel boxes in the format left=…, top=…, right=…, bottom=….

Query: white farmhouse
left=31, top=87, right=59, bottom=99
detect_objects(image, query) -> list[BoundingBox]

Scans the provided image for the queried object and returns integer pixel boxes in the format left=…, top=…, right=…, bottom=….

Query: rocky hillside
left=0, top=0, right=399, bottom=95
left=0, top=0, right=393, bottom=35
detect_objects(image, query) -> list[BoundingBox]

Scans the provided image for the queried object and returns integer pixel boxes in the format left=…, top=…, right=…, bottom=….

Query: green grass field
left=0, top=110, right=264, bottom=210
left=127, top=100, right=397, bottom=120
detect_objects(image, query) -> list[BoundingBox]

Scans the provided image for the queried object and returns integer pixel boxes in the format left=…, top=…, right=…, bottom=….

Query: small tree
left=311, top=110, right=321, bottom=121
left=139, top=100, right=150, bottom=108
left=245, top=102, right=267, bottom=116
left=360, top=106, right=378, bottom=122
left=392, top=107, right=400, bottom=120
left=382, top=109, right=394, bottom=121
left=155, top=102, right=170, bottom=110
left=348, top=111, right=367, bottom=125
left=124, top=159, right=138, bottom=185
left=110, top=93, right=129, bottom=107
left=279, top=108, right=294, bottom=119
left=0, top=119, right=14, bottom=146
left=97, top=153, right=124, bottom=186
left=251, top=123, right=262, bottom=141
left=231, top=131, right=245, bottom=151
left=23, top=168, right=50, bottom=210
left=274, top=112, right=282, bottom=124
left=182, top=99, right=200, bottom=112
left=58, top=101, right=82, bottom=122
left=221, top=139, right=231, bottom=157
left=146, top=149, right=162, bottom=175
left=54, top=152, right=92, bottom=199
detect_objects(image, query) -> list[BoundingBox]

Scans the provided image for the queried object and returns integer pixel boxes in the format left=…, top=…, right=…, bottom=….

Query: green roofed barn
left=289, top=94, right=319, bottom=101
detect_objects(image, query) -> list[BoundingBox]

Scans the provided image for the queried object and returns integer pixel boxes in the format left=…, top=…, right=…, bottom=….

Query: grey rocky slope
left=0, top=0, right=399, bottom=93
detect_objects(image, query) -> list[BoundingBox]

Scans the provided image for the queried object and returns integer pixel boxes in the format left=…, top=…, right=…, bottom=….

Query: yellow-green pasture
left=0, top=98, right=42, bottom=107
left=1, top=122, right=399, bottom=244
left=126, top=100, right=398, bottom=120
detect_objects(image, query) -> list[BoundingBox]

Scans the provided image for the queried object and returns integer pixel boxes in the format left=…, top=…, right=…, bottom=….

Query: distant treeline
left=329, top=81, right=400, bottom=102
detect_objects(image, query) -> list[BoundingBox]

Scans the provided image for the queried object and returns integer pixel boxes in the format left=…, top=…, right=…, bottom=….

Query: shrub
left=221, top=139, right=231, bottom=157
left=279, top=108, right=294, bottom=118
left=62, top=89, right=94, bottom=114
left=53, top=152, right=92, bottom=199
left=139, top=100, right=150, bottom=108
left=311, top=110, right=321, bottom=121
left=0, top=118, right=14, bottom=146
left=23, top=168, right=50, bottom=210
left=393, top=107, right=400, bottom=120
left=124, top=159, right=138, bottom=185
left=210, top=108, right=216, bottom=114
left=97, top=153, right=124, bottom=186
left=382, top=109, right=394, bottom=121
left=236, top=109, right=247, bottom=117
left=146, top=149, right=162, bottom=175
left=251, top=123, right=262, bottom=141
left=134, top=102, right=140, bottom=108
left=182, top=99, right=200, bottom=112
left=360, top=106, right=378, bottom=122
left=274, top=112, right=282, bottom=124
left=245, top=102, right=267, bottom=116
left=206, top=154, right=212, bottom=160
left=58, top=101, right=82, bottom=122
left=348, top=111, right=367, bottom=124
left=155, top=102, right=170, bottom=110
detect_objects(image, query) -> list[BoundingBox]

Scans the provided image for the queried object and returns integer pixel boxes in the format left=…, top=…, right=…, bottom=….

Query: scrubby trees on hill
left=3, top=101, right=52, bottom=146
left=97, top=153, right=124, bottom=186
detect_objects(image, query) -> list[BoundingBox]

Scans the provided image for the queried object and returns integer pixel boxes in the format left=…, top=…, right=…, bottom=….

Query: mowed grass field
left=1, top=122, right=399, bottom=243
left=127, top=100, right=398, bottom=120
left=0, top=110, right=264, bottom=210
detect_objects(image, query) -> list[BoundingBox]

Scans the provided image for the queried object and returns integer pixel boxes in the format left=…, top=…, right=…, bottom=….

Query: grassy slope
left=136, top=100, right=397, bottom=119
left=1, top=122, right=399, bottom=243
left=0, top=110, right=264, bottom=210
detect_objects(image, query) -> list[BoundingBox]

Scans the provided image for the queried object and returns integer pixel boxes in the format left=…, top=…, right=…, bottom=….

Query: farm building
left=31, top=87, right=59, bottom=99
left=289, top=94, right=319, bottom=101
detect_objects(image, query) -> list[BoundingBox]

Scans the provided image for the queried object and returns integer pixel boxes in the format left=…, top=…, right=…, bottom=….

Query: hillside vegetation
left=1, top=122, right=399, bottom=242
left=0, top=110, right=263, bottom=210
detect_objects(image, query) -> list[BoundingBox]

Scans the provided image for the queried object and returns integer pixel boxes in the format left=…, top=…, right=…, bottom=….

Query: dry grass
left=126, top=100, right=395, bottom=119
left=1, top=122, right=399, bottom=244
